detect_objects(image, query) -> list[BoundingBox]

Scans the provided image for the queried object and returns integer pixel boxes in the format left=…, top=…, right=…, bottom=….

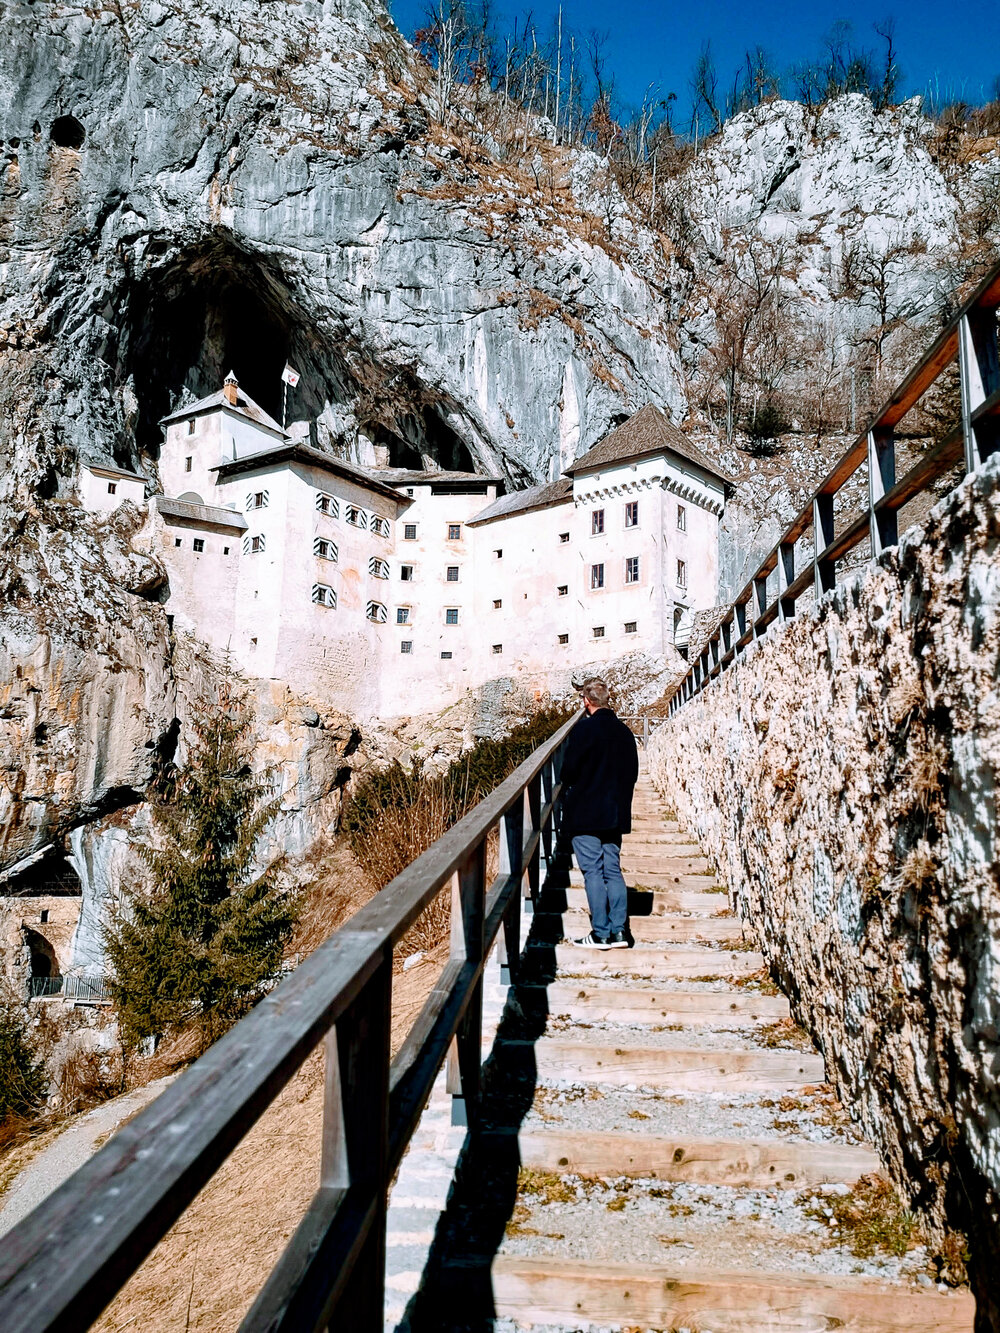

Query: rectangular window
left=316, top=492, right=339, bottom=517
left=625, top=500, right=639, bottom=528
left=624, top=620, right=637, bottom=634
left=559, top=532, right=570, bottom=543
left=371, top=516, right=390, bottom=538
left=558, top=633, right=569, bottom=645
left=557, top=584, right=568, bottom=597
left=346, top=506, right=367, bottom=529
left=40, top=909, right=49, bottom=923
left=590, top=563, right=604, bottom=590
left=492, top=643, right=503, bottom=654
left=493, top=599, right=502, bottom=609
left=187, top=419, right=196, bottom=435
left=107, top=482, right=117, bottom=495
left=591, top=509, right=604, bottom=535
left=314, top=538, right=339, bottom=562
left=440, top=651, right=453, bottom=660
left=445, top=608, right=459, bottom=625
left=369, top=557, right=390, bottom=579
left=248, top=490, right=269, bottom=510
left=173, top=537, right=182, bottom=548
left=367, top=600, right=387, bottom=623
left=184, top=456, right=192, bottom=472
left=247, top=534, right=265, bottom=554
left=446, top=566, right=459, bottom=582
left=493, top=548, right=503, bottom=559
left=396, top=607, right=410, bottom=624
left=677, top=558, right=687, bottom=588
left=400, top=641, right=412, bottom=654
left=223, top=546, right=230, bottom=555
left=448, top=524, right=462, bottom=540
left=193, top=538, right=205, bottom=553
left=400, top=565, right=413, bottom=581
left=404, top=523, right=417, bottom=540
left=312, top=583, right=337, bottom=608
left=677, top=504, right=687, bottom=532
left=593, top=626, right=605, bottom=638
left=625, top=556, right=639, bottom=584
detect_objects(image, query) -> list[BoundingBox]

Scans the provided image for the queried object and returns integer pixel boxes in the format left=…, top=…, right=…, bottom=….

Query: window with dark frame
left=558, top=633, right=569, bottom=644
left=440, top=651, right=453, bottom=659
left=492, top=643, right=502, bottom=654
left=677, top=504, right=687, bottom=531
left=404, top=523, right=417, bottom=540
left=174, top=537, right=182, bottom=547
left=445, top=608, right=459, bottom=625
left=557, top=585, right=568, bottom=596
left=624, top=620, right=637, bottom=634
left=193, top=538, right=205, bottom=553
left=107, top=482, right=117, bottom=495
left=493, top=599, right=502, bottom=609
left=625, top=556, right=639, bottom=584
left=400, top=641, right=412, bottom=654
left=316, top=492, right=339, bottom=517
left=625, top=500, right=638, bottom=527
left=400, top=565, right=414, bottom=581
left=312, top=583, right=337, bottom=608
left=494, top=548, right=503, bottom=559
left=590, top=563, right=604, bottom=589
left=184, top=457, right=192, bottom=472
left=592, top=626, right=605, bottom=638
left=591, top=509, right=604, bottom=535
left=315, top=538, right=338, bottom=562
left=187, top=419, right=196, bottom=435
left=397, top=607, right=410, bottom=624
left=446, top=566, right=459, bottom=581
left=448, top=524, right=462, bottom=540
left=367, top=600, right=388, bottom=623
left=677, top=558, right=687, bottom=587
left=559, top=532, right=570, bottom=543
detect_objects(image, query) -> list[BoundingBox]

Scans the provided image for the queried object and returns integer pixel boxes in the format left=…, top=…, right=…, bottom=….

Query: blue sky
left=387, top=0, right=1000, bottom=120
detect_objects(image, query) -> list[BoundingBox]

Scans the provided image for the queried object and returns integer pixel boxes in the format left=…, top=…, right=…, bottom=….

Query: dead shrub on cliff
left=57, top=1046, right=124, bottom=1116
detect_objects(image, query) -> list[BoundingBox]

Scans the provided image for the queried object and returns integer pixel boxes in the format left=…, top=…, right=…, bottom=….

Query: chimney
left=223, top=371, right=238, bottom=407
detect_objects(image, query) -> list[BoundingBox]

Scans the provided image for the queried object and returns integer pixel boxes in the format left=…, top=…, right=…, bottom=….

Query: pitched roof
left=370, top=469, right=505, bottom=494
left=468, top=477, right=573, bottom=525
left=566, top=404, right=732, bottom=490
left=211, top=443, right=411, bottom=504
left=160, top=387, right=287, bottom=438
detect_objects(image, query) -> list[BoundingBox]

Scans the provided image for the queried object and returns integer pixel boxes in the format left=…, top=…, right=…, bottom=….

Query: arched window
left=314, top=538, right=339, bottom=562
left=312, top=583, right=337, bottom=608
left=366, top=601, right=387, bottom=623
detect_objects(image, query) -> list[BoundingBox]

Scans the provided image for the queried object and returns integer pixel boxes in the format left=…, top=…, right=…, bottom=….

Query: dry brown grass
left=57, top=1047, right=124, bottom=1116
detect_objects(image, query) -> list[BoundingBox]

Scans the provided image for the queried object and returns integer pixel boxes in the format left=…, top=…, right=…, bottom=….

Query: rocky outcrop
left=647, top=457, right=1000, bottom=1326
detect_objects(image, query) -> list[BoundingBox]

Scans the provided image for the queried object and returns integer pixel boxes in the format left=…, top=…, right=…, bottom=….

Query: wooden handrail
left=0, top=713, right=579, bottom=1333
left=670, top=258, right=1000, bottom=717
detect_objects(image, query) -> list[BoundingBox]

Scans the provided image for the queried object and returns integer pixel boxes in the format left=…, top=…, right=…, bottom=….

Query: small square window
left=559, top=532, right=570, bottom=543
left=193, top=538, right=205, bottom=553
left=590, top=563, right=604, bottom=590
left=492, top=643, right=503, bottom=654
left=400, top=640, right=412, bottom=654
left=440, top=651, right=453, bottom=659
left=445, top=608, right=459, bottom=625
left=677, top=504, right=687, bottom=532
left=593, top=626, right=605, bottom=638
left=406, top=487, right=414, bottom=497
left=676, top=558, right=687, bottom=588
left=625, top=500, right=639, bottom=528
left=624, top=620, right=637, bottom=634
left=494, top=549, right=503, bottom=559
left=558, top=633, right=569, bottom=645
left=591, top=509, right=604, bottom=535
left=446, top=565, right=460, bottom=582
left=174, top=537, right=182, bottom=547
left=400, top=565, right=413, bottom=581
left=404, top=524, right=417, bottom=540
left=625, top=556, right=639, bottom=584
left=557, top=584, right=568, bottom=597
left=493, top=599, right=502, bottom=609
left=397, top=607, right=410, bottom=624
left=107, top=481, right=117, bottom=495
left=448, top=524, right=462, bottom=540
left=223, top=546, right=230, bottom=555
left=40, top=909, right=49, bottom=923
left=187, top=419, right=196, bottom=435
left=184, top=456, right=192, bottom=473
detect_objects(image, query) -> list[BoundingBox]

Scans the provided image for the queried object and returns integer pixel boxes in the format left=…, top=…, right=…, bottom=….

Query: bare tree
left=690, top=42, right=722, bottom=133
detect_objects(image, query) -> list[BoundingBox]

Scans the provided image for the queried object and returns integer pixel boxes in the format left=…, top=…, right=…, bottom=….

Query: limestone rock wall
left=646, top=458, right=1000, bottom=1325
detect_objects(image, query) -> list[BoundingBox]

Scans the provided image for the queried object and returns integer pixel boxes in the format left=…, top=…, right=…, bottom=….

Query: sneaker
left=571, top=931, right=612, bottom=949
left=607, top=930, right=632, bottom=949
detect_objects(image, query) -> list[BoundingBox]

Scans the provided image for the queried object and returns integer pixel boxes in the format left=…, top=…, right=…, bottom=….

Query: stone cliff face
left=647, top=458, right=1000, bottom=1324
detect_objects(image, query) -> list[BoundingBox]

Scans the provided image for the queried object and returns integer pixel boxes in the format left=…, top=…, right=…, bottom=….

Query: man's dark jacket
left=560, top=708, right=639, bottom=837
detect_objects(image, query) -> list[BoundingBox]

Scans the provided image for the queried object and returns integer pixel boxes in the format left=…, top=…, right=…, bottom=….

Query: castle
left=81, top=375, right=731, bottom=718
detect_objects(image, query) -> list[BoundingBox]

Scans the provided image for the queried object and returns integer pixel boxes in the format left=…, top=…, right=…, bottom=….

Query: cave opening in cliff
left=119, top=238, right=354, bottom=454
left=367, top=411, right=476, bottom=472
left=2, top=851, right=81, bottom=898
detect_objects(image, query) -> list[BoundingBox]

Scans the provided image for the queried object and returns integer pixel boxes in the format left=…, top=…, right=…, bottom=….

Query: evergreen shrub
left=0, top=998, right=47, bottom=1138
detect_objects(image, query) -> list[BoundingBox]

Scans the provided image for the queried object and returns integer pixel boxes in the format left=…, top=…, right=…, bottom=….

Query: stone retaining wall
left=647, top=456, right=1000, bottom=1329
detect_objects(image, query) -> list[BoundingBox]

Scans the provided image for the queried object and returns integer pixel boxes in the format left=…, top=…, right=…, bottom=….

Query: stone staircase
left=398, top=764, right=975, bottom=1332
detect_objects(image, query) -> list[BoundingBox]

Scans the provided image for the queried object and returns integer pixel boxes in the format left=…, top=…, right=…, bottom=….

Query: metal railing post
left=813, top=493, right=835, bottom=596
left=498, top=796, right=524, bottom=984
left=753, top=573, right=769, bottom=638
left=778, top=540, right=795, bottom=620
left=959, top=309, right=1000, bottom=471
left=446, top=842, right=487, bottom=1127
left=868, top=428, right=898, bottom=557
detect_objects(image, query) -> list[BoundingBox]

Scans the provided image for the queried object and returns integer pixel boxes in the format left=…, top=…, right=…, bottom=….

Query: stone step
left=539, top=981, right=789, bottom=1024
left=553, top=942, right=765, bottom=979
left=524, top=1037, right=826, bottom=1091
left=540, top=886, right=727, bottom=916
left=517, top=1127, right=880, bottom=1188
left=554, top=912, right=745, bottom=943
left=491, top=1256, right=975, bottom=1332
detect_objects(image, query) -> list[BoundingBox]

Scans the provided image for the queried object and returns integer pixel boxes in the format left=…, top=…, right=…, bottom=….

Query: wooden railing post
left=813, top=493, right=835, bottom=596
left=959, top=309, right=1000, bottom=470
left=868, top=428, right=898, bottom=557
left=446, top=843, right=486, bottom=1127
left=324, top=957, right=391, bottom=1331
left=498, top=796, right=524, bottom=984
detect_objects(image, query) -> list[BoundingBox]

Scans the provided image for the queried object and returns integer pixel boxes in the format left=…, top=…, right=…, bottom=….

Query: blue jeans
left=572, top=835, right=627, bottom=937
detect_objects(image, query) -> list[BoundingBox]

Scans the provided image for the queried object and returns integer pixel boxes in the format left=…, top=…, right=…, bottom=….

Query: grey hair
left=581, top=679, right=610, bottom=708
